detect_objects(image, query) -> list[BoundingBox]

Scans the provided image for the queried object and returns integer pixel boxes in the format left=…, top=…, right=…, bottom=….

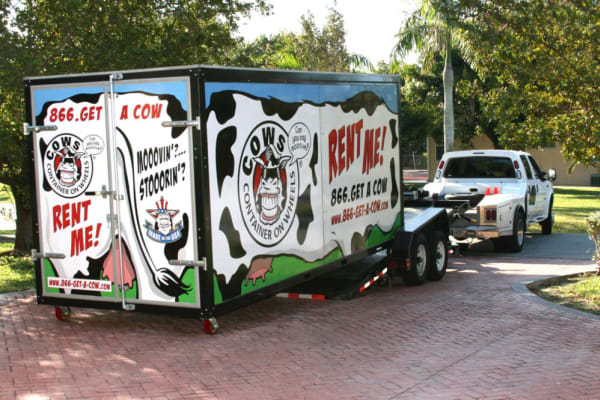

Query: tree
left=394, top=0, right=460, bottom=153
left=0, top=0, right=270, bottom=253
left=239, top=7, right=371, bottom=72
left=448, top=0, right=600, bottom=167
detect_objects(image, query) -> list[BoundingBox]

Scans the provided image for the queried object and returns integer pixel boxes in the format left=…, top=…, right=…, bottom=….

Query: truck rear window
left=443, top=156, right=516, bottom=179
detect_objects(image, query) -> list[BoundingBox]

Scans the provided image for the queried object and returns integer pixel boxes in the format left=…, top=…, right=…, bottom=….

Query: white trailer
left=25, top=66, right=453, bottom=333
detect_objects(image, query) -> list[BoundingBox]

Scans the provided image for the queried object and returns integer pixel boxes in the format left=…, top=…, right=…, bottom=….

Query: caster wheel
left=203, top=318, right=219, bottom=335
left=55, top=306, right=71, bottom=321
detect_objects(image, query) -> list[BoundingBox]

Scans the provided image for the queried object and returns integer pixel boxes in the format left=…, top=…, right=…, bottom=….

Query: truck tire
left=505, top=208, right=525, bottom=253
left=540, top=196, right=553, bottom=235
left=427, top=231, right=448, bottom=281
left=403, top=233, right=428, bottom=285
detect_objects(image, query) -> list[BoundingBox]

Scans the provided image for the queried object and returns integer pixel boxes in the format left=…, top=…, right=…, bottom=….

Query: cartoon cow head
left=55, top=146, right=85, bottom=187
left=253, top=145, right=290, bottom=225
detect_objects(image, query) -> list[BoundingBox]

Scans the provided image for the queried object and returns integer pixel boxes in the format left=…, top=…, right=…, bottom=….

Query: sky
left=238, top=0, right=420, bottom=65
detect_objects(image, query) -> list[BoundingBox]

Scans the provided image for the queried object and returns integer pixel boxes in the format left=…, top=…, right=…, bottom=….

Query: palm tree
left=393, top=0, right=456, bottom=153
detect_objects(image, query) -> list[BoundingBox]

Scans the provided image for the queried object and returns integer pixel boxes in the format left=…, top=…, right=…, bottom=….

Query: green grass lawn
left=0, top=254, right=35, bottom=294
left=528, top=272, right=600, bottom=315
left=528, top=186, right=600, bottom=234
left=0, top=186, right=598, bottom=295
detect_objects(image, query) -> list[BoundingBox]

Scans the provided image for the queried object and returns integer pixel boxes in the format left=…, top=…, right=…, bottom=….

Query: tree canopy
left=237, top=7, right=371, bottom=72
left=0, top=0, right=270, bottom=252
left=442, top=0, right=600, bottom=167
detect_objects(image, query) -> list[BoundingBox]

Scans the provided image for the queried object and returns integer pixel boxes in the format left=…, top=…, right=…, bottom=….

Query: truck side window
left=527, top=156, right=543, bottom=178
left=520, top=155, right=533, bottom=179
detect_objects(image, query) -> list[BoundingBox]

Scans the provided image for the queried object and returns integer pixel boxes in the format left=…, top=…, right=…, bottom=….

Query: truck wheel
left=427, top=231, right=448, bottom=281
left=505, top=208, right=525, bottom=253
left=540, top=196, right=553, bottom=235
left=403, top=233, right=428, bottom=285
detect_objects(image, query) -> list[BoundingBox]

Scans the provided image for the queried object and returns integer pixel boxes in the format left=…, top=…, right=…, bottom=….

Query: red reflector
left=438, top=160, right=445, bottom=170
left=390, top=260, right=398, bottom=270
left=514, top=160, right=519, bottom=169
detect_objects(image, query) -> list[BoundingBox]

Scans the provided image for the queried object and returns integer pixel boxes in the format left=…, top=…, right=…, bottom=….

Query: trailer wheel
left=403, top=233, right=428, bottom=285
left=505, top=208, right=525, bottom=253
left=427, top=231, right=448, bottom=281
left=203, top=318, right=219, bottom=335
left=55, top=306, right=71, bottom=322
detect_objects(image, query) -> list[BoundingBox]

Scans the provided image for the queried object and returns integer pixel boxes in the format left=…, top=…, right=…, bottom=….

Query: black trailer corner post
left=25, top=65, right=453, bottom=332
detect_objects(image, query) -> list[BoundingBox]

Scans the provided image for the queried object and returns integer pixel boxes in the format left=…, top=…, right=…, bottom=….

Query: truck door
left=519, top=154, right=541, bottom=220
left=527, top=155, right=549, bottom=219
left=29, top=74, right=200, bottom=310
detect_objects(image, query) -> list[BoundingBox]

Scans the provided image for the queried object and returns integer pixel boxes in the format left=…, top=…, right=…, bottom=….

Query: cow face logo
left=43, top=134, right=93, bottom=198
left=238, top=122, right=311, bottom=247
left=144, top=196, right=184, bottom=243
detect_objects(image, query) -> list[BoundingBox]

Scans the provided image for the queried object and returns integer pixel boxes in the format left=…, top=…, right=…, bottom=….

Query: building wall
left=446, top=135, right=599, bottom=186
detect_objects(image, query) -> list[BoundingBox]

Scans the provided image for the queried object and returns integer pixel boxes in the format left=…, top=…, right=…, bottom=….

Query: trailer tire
left=505, top=208, right=525, bottom=253
left=427, top=231, right=448, bottom=281
left=403, top=233, right=428, bottom=285
left=540, top=196, right=553, bottom=235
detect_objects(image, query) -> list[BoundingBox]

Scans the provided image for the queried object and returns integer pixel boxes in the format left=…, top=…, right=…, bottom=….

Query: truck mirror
left=548, top=168, right=557, bottom=182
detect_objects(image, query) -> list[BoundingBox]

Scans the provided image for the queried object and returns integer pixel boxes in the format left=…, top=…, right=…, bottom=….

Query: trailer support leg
left=203, top=318, right=219, bottom=335
left=55, top=306, right=71, bottom=321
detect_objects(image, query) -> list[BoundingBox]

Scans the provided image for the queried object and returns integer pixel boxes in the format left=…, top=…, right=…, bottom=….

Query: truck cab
left=423, top=150, right=556, bottom=252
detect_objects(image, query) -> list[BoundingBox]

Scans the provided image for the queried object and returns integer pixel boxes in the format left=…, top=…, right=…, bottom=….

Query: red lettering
left=347, top=123, right=355, bottom=169
left=363, top=129, right=374, bottom=174
left=81, top=199, right=91, bottom=221
left=120, top=105, right=128, bottom=120
left=151, top=103, right=162, bottom=118
left=329, top=129, right=338, bottom=183
left=52, top=200, right=92, bottom=232
left=355, top=119, right=363, bottom=159
left=71, top=202, right=81, bottom=225
left=338, top=126, right=346, bottom=172
left=71, top=228, right=84, bottom=257
left=374, top=127, right=381, bottom=166
left=53, top=205, right=62, bottom=232
left=85, top=225, right=93, bottom=250
left=329, top=120, right=364, bottom=183
left=62, top=203, right=70, bottom=228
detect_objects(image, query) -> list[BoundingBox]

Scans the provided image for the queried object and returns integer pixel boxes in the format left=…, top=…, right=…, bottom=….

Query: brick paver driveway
left=1, top=256, right=598, bottom=400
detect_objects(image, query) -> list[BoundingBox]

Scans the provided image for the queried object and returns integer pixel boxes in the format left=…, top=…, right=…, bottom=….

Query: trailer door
left=29, top=74, right=200, bottom=310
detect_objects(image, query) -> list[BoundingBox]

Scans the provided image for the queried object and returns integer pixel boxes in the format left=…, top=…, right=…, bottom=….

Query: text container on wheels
left=25, top=65, right=447, bottom=332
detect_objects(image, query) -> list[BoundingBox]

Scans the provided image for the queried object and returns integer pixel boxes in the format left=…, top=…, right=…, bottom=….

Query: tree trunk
left=12, top=184, right=33, bottom=255
left=443, top=37, right=455, bottom=153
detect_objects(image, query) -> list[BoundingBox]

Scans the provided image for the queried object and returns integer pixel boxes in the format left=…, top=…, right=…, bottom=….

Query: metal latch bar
left=23, top=123, right=57, bottom=135
left=168, top=258, right=207, bottom=271
left=161, top=116, right=200, bottom=130
left=31, top=250, right=66, bottom=261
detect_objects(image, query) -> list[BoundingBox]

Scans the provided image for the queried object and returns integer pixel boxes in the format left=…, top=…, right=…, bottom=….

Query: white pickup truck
left=423, top=150, right=556, bottom=252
